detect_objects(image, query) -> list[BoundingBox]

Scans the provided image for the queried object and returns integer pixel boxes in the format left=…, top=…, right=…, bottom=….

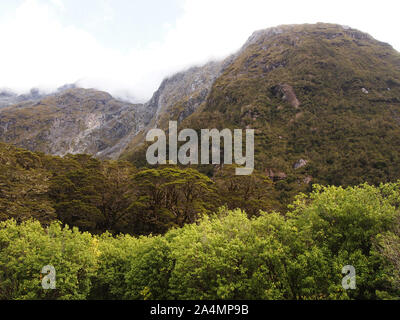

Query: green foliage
left=89, top=232, right=138, bottom=299
left=130, top=166, right=216, bottom=235
left=167, top=209, right=293, bottom=299
left=287, top=183, right=400, bottom=299
left=2, top=24, right=400, bottom=301
left=374, top=215, right=400, bottom=295
left=214, top=165, right=279, bottom=215
left=0, top=219, right=98, bottom=300
left=124, top=236, right=173, bottom=300
left=0, top=144, right=56, bottom=223
left=0, top=182, right=399, bottom=300
left=0, top=143, right=221, bottom=236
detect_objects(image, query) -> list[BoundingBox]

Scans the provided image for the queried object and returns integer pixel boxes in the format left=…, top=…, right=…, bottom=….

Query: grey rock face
left=147, top=60, right=228, bottom=126
left=0, top=58, right=230, bottom=160
left=293, top=159, right=308, bottom=170
left=0, top=88, right=145, bottom=159
left=119, top=59, right=234, bottom=155
left=272, top=84, right=301, bottom=108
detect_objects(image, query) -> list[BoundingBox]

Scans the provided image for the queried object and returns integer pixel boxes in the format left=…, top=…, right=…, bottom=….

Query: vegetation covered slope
left=125, top=23, right=400, bottom=195
left=186, top=23, right=400, bottom=184
left=1, top=141, right=400, bottom=299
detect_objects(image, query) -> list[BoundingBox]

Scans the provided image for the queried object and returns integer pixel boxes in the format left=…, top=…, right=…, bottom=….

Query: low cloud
left=0, top=0, right=399, bottom=103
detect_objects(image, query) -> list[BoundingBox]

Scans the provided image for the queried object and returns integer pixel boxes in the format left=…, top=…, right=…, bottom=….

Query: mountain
left=120, top=60, right=233, bottom=157
left=208, top=23, right=400, bottom=187
left=1, top=23, right=400, bottom=190
left=0, top=84, right=81, bottom=109
left=0, top=87, right=148, bottom=158
left=123, top=23, right=400, bottom=189
left=2, top=22, right=400, bottom=301
left=0, top=88, right=44, bottom=109
left=0, top=60, right=233, bottom=159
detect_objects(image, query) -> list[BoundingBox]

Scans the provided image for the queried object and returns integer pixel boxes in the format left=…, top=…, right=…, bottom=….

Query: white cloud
left=50, top=0, right=65, bottom=11
left=0, top=0, right=399, bottom=102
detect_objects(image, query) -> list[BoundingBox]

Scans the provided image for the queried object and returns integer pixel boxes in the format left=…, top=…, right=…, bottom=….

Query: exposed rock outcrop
left=265, top=168, right=287, bottom=181
left=0, top=88, right=145, bottom=158
left=303, top=176, right=313, bottom=184
left=121, top=59, right=234, bottom=156
left=273, top=84, right=301, bottom=108
left=293, top=159, right=308, bottom=170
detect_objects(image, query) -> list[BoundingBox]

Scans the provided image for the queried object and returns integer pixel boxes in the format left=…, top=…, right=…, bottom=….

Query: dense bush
left=0, top=143, right=282, bottom=236
left=0, top=182, right=399, bottom=300
left=0, top=220, right=98, bottom=299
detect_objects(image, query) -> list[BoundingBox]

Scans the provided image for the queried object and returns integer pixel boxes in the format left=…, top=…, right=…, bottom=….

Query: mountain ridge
left=0, top=87, right=146, bottom=158
left=1, top=22, right=400, bottom=191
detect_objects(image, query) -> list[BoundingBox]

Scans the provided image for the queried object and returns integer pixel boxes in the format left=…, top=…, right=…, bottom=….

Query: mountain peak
left=242, top=23, right=379, bottom=50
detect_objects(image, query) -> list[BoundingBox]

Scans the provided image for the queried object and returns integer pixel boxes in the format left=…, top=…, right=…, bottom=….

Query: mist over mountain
left=175, top=23, right=400, bottom=187
left=121, top=23, right=400, bottom=189
left=0, top=84, right=79, bottom=109
left=1, top=23, right=400, bottom=190
left=0, top=88, right=44, bottom=109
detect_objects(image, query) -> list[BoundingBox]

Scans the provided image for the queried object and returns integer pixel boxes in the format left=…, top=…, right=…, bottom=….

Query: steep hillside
left=121, top=60, right=232, bottom=158
left=0, top=88, right=147, bottom=158
left=0, top=61, right=232, bottom=160
left=126, top=23, right=400, bottom=190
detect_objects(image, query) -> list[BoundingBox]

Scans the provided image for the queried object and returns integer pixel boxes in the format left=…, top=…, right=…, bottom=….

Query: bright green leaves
left=0, top=219, right=98, bottom=300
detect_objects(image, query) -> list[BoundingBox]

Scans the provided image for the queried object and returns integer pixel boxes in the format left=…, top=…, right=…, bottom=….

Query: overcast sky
left=0, top=0, right=399, bottom=102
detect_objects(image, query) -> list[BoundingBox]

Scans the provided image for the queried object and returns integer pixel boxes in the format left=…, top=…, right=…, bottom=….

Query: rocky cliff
left=0, top=60, right=232, bottom=158
left=0, top=88, right=146, bottom=158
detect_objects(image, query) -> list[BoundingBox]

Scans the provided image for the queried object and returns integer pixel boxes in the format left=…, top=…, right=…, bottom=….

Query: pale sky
left=0, top=0, right=399, bottom=102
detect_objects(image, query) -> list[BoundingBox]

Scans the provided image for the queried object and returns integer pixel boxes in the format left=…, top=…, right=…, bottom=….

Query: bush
left=0, top=219, right=98, bottom=300
left=1, top=182, right=399, bottom=300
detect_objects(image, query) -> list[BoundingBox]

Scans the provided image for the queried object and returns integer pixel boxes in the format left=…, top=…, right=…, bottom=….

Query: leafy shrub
left=0, top=219, right=98, bottom=300
left=1, top=182, right=399, bottom=300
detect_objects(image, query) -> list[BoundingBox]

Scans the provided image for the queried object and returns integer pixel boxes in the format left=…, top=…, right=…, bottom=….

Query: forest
left=0, top=142, right=400, bottom=299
